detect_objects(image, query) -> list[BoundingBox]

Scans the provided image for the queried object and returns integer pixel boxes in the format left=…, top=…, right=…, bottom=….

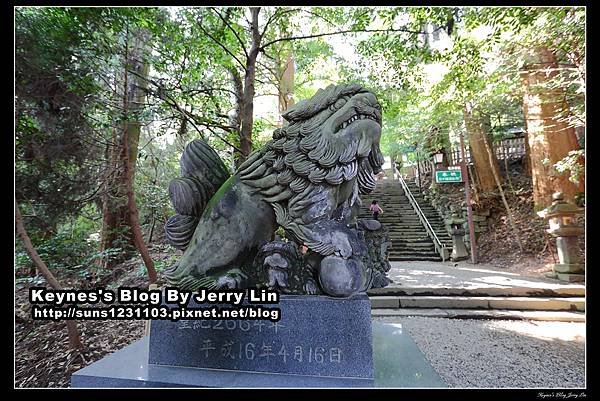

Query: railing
left=414, top=159, right=434, bottom=190
left=448, top=136, right=526, bottom=165
left=397, top=175, right=450, bottom=261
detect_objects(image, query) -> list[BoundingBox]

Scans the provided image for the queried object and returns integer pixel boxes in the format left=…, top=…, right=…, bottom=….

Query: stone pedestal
left=73, top=294, right=384, bottom=387
left=447, top=214, right=468, bottom=262
left=148, top=294, right=374, bottom=381
left=71, top=322, right=446, bottom=388
left=544, top=234, right=585, bottom=282
left=537, top=192, right=585, bottom=283
left=545, top=272, right=585, bottom=283
left=450, top=229, right=468, bottom=261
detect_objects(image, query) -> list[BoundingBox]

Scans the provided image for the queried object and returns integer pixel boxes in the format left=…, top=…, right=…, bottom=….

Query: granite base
left=71, top=322, right=446, bottom=388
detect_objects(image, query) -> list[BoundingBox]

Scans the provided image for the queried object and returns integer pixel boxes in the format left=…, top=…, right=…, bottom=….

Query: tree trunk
left=15, top=202, right=83, bottom=350
left=121, top=28, right=157, bottom=284
left=228, top=67, right=243, bottom=169
left=235, top=7, right=261, bottom=167
left=278, top=51, right=295, bottom=117
left=98, top=143, right=132, bottom=268
left=482, top=133, right=524, bottom=252
left=522, top=128, right=532, bottom=177
left=98, top=27, right=152, bottom=269
left=463, top=104, right=503, bottom=193
left=521, top=47, right=584, bottom=210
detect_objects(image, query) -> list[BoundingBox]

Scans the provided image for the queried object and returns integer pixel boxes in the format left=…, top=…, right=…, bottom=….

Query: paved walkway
left=373, top=261, right=585, bottom=296
left=374, top=316, right=586, bottom=388
left=369, top=261, right=586, bottom=388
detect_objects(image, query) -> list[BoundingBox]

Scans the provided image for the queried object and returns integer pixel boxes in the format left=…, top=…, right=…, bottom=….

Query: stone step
left=390, top=245, right=450, bottom=252
left=385, top=223, right=444, bottom=228
left=389, top=247, right=438, bottom=253
left=389, top=250, right=440, bottom=256
left=365, top=213, right=422, bottom=217
left=365, top=220, right=426, bottom=224
left=389, top=243, right=438, bottom=248
left=393, top=208, right=438, bottom=213
left=386, top=224, right=429, bottom=227
left=392, top=212, right=439, bottom=217
left=384, top=221, right=427, bottom=224
left=388, top=237, right=433, bottom=241
left=388, top=236, right=435, bottom=240
left=389, top=235, right=432, bottom=239
left=390, top=241, right=434, bottom=247
left=368, top=286, right=586, bottom=298
left=387, top=226, right=447, bottom=231
left=389, top=236, right=433, bottom=241
left=386, top=227, right=434, bottom=231
left=389, top=211, right=440, bottom=216
left=364, top=215, right=422, bottom=220
left=388, top=231, right=448, bottom=236
left=372, top=216, right=424, bottom=220
left=381, top=216, right=441, bottom=221
left=390, top=250, right=437, bottom=255
left=388, top=231, right=431, bottom=234
left=369, top=296, right=585, bottom=311
left=375, top=216, right=431, bottom=219
left=389, top=232, right=450, bottom=237
left=389, top=253, right=440, bottom=259
left=371, top=308, right=586, bottom=322
left=385, top=228, right=428, bottom=232
left=387, top=230, right=431, bottom=234
left=389, top=255, right=443, bottom=262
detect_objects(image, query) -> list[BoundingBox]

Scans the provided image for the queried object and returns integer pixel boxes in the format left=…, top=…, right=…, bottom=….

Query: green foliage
left=16, top=213, right=102, bottom=274
left=16, top=6, right=162, bottom=236
left=348, top=5, right=584, bottom=169
left=133, top=138, right=179, bottom=227
left=555, top=150, right=585, bottom=184
left=15, top=7, right=104, bottom=229
left=15, top=6, right=585, bottom=275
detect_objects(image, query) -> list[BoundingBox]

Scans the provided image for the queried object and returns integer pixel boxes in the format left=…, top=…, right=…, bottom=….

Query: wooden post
left=459, top=131, right=478, bottom=264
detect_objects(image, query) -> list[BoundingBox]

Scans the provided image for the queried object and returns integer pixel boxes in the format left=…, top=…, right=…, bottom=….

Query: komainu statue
left=164, top=83, right=391, bottom=297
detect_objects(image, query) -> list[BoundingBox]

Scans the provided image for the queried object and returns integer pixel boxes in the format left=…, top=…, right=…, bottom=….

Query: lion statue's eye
left=333, top=98, right=347, bottom=110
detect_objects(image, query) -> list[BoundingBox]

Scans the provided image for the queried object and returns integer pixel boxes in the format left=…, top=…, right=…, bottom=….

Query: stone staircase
left=359, top=179, right=452, bottom=262
left=369, top=284, right=585, bottom=321
left=360, top=179, right=585, bottom=322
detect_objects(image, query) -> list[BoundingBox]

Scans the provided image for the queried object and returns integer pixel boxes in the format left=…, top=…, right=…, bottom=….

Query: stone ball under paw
left=318, top=256, right=366, bottom=297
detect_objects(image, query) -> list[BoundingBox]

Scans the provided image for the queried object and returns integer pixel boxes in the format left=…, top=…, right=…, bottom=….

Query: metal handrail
left=397, top=175, right=449, bottom=261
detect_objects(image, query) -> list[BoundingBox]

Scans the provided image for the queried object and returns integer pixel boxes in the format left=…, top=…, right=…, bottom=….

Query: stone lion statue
left=164, top=83, right=390, bottom=297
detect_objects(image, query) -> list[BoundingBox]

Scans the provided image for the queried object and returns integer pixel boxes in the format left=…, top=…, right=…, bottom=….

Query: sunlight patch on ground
left=485, top=320, right=586, bottom=343
left=472, top=276, right=575, bottom=289
left=453, top=266, right=521, bottom=276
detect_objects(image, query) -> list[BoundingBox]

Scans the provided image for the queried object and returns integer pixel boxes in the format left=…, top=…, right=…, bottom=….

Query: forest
left=15, top=6, right=585, bottom=387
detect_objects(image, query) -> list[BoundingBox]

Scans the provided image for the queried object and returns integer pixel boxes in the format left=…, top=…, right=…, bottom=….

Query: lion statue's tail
left=164, top=139, right=230, bottom=250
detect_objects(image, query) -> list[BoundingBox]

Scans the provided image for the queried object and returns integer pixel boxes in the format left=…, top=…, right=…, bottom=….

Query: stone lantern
left=537, top=192, right=585, bottom=282
left=448, top=213, right=469, bottom=261
left=432, top=151, right=444, bottom=171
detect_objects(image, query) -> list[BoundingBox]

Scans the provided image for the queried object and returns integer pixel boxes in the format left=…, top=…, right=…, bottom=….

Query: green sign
left=435, top=170, right=463, bottom=183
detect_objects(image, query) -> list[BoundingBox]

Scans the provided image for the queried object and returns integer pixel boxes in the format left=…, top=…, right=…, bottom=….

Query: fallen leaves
left=14, top=245, right=175, bottom=388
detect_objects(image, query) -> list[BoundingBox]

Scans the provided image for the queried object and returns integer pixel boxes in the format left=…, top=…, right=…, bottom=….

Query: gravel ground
left=375, top=317, right=586, bottom=388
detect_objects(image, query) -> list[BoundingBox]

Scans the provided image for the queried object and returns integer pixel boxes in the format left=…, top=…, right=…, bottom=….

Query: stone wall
left=422, top=182, right=492, bottom=247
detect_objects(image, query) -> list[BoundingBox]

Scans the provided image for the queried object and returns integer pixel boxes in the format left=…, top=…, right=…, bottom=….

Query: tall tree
left=463, top=104, right=503, bottom=192
left=151, top=7, right=441, bottom=167
left=98, top=19, right=156, bottom=277
left=467, top=6, right=585, bottom=208
left=15, top=8, right=106, bottom=236
left=521, top=47, right=584, bottom=208
left=237, top=7, right=261, bottom=165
